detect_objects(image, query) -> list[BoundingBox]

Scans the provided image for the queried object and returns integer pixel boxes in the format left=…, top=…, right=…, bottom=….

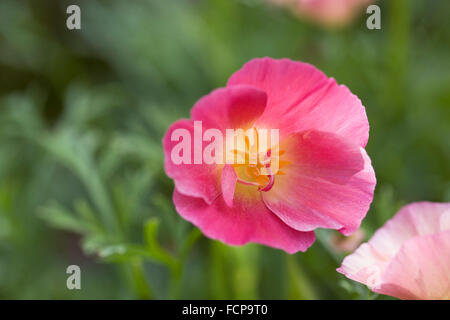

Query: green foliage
left=0, top=0, right=448, bottom=299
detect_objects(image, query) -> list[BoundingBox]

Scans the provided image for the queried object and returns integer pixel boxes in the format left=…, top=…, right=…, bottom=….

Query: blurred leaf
left=36, top=128, right=118, bottom=234
left=286, top=255, right=318, bottom=300
left=74, top=199, right=104, bottom=234
left=39, top=202, right=87, bottom=233
left=98, top=244, right=149, bottom=262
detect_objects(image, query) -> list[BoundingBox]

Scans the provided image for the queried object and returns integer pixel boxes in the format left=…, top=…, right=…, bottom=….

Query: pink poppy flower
left=331, top=229, right=365, bottom=253
left=163, top=57, right=376, bottom=253
left=268, top=0, right=374, bottom=27
left=297, top=0, right=374, bottom=26
left=338, top=202, right=450, bottom=299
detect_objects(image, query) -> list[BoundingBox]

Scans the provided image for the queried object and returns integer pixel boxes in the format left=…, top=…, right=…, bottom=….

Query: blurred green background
left=0, top=0, right=449, bottom=299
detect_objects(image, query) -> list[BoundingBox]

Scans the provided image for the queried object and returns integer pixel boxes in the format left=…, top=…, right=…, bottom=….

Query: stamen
left=256, top=150, right=275, bottom=191
left=245, top=165, right=260, bottom=178
left=258, top=174, right=274, bottom=191
left=232, top=141, right=286, bottom=193
left=279, top=160, right=291, bottom=168
left=236, top=177, right=260, bottom=187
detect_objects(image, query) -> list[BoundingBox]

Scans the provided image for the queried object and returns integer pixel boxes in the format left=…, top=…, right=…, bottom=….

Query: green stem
left=230, top=245, right=260, bottom=300
left=129, top=258, right=152, bottom=300
left=209, top=243, right=260, bottom=299
left=168, top=228, right=202, bottom=299
left=385, top=0, right=411, bottom=117
left=210, top=241, right=231, bottom=299
left=168, top=263, right=183, bottom=299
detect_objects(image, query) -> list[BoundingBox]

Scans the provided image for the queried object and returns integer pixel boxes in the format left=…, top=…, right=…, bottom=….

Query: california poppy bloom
left=163, top=57, right=375, bottom=253
left=338, top=202, right=450, bottom=299
left=268, top=0, right=374, bottom=27
left=331, top=229, right=365, bottom=253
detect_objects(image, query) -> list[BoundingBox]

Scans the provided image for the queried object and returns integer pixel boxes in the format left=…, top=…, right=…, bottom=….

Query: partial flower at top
left=331, top=229, right=365, bottom=253
left=268, top=0, right=374, bottom=27
left=163, top=57, right=376, bottom=253
left=338, top=202, right=450, bottom=299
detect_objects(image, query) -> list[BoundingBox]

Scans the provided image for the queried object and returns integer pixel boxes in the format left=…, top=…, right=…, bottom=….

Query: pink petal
left=349, top=201, right=450, bottom=269
left=262, top=130, right=375, bottom=234
left=337, top=242, right=390, bottom=286
left=191, top=85, right=267, bottom=130
left=221, top=165, right=237, bottom=207
left=163, top=119, right=221, bottom=204
left=227, top=57, right=369, bottom=147
left=366, top=201, right=450, bottom=259
left=173, top=186, right=316, bottom=254
left=377, top=231, right=450, bottom=300
left=338, top=202, right=450, bottom=297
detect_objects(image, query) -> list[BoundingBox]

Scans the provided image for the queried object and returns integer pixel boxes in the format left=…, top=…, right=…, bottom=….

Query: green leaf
left=82, top=233, right=112, bottom=255
left=36, top=129, right=118, bottom=234
left=98, top=244, right=149, bottom=262
left=74, top=199, right=104, bottom=234
left=39, top=202, right=86, bottom=233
